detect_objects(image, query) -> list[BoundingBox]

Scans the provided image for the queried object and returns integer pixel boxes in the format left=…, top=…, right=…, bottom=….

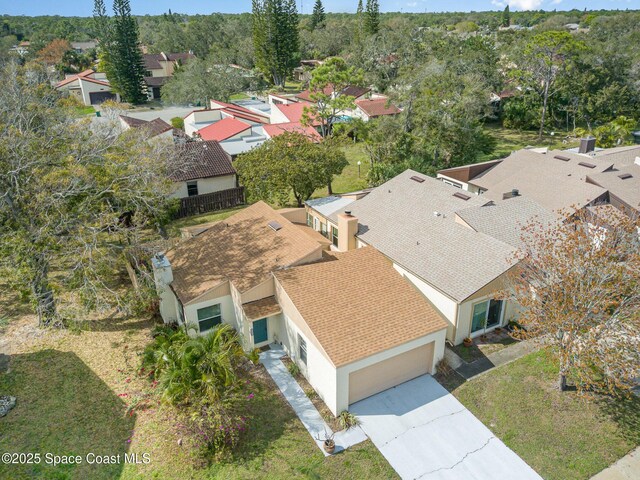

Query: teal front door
left=253, top=318, right=268, bottom=344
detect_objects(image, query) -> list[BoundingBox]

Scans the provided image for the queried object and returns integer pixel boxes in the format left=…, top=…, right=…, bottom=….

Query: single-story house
left=70, top=41, right=97, bottom=53
left=153, top=201, right=447, bottom=415
left=56, top=69, right=119, bottom=106
left=196, top=117, right=253, bottom=142
left=119, top=115, right=174, bottom=140
left=305, top=171, right=522, bottom=345
left=168, top=140, right=237, bottom=199
left=263, top=122, right=321, bottom=141
left=354, top=97, right=401, bottom=121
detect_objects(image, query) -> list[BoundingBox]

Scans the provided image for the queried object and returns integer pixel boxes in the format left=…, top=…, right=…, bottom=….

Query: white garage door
left=349, top=342, right=434, bottom=405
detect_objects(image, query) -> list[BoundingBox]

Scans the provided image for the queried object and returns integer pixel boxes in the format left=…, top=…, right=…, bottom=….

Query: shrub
left=170, top=116, right=185, bottom=130
left=436, top=356, right=453, bottom=377
left=338, top=410, right=360, bottom=430
left=304, top=387, right=318, bottom=400
left=247, top=348, right=261, bottom=365
left=287, top=361, right=300, bottom=377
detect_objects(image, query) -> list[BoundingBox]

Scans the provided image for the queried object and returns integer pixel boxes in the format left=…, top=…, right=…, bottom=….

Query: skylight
left=268, top=221, right=282, bottom=231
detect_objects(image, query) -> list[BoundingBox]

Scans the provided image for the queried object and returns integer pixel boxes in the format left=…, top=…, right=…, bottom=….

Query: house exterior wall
left=184, top=110, right=223, bottom=136
left=335, top=329, right=446, bottom=414
left=270, top=106, right=292, bottom=124
left=79, top=80, right=115, bottom=106
left=182, top=293, right=235, bottom=337
left=170, top=174, right=237, bottom=199
left=240, top=278, right=275, bottom=305
left=392, top=263, right=459, bottom=342
left=274, top=277, right=339, bottom=413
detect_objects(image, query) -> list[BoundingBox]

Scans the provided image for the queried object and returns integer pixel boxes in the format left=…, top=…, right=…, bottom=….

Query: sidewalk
left=591, top=446, right=640, bottom=480
left=452, top=337, right=545, bottom=380
left=259, top=345, right=367, bottom=456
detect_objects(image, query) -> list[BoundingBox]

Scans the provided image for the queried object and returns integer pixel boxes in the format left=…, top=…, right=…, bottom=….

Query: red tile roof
left=263, top=122, right=321, bottom=141
left=196, top=117, right=251, bottom=142
left=211, top=100, right=269, bottom=119
left=273, top=102, right=319, bottom=124
left=355, top=97, right=401, bottom=117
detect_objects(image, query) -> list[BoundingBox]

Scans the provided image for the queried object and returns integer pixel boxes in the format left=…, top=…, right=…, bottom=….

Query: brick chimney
left=337, top=211, right=358, bottom=251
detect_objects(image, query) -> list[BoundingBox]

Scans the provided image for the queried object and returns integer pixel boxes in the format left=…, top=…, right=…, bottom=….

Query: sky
left=0, top=0, right=636, bottom=16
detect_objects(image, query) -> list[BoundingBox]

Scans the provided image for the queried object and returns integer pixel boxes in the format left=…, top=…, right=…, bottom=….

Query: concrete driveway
left=350, top=375, right=542, bottom=480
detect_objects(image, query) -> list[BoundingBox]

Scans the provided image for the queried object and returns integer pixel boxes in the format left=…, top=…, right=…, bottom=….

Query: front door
left=253, top=318, right=268, bottom=344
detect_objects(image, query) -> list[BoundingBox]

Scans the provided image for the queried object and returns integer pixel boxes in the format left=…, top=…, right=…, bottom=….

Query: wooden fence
left=177, top=187, right=245, bottom=218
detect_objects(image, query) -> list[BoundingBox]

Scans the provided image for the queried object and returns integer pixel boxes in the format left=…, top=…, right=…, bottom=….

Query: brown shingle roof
left=120, top=115, right=173, bottom=138
left=242, top=296, right=282, bottom=320
left=166, top=201, right=321, bottom=303
left=355, top=97, right=401, bottom=117
left=169, top=140, right=236, bottom=182
left=275, top=247, right=448, bottom=367
left=144, top=76, right=170, bottom=87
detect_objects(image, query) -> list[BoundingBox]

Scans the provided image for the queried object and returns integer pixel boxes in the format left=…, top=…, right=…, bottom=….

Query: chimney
left=337, top=211, right=358, bottom=252
left=578, top=136, right=596, bottom=154
left=152, top=253, right=177, bottom=324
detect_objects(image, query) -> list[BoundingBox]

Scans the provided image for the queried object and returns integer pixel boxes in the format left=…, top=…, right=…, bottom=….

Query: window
left=298, top=334, right=307, bottom=365
left=331, top=226, right=338, bottom=247
left=187, top=181, right=198, bottom=197
left=313, top=217, right=319, bottom=231
left=307, top=213, right=313, bottom=227
left=442, top=179, right=463, bottom=189
left=320, top=222, right=328, bottom=238
left=196, top=304, right=222, bottom=332
left=471, top=299, right=504, bottom=335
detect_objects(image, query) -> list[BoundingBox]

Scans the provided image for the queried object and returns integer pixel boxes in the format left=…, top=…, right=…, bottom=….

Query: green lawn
left=311, top=143, right=370, bottom=199
left=75, top=105, right=96, bottom=116
left=453, top=348, right=640, bottom=480
left=167, top=206, right=247, bottom=237
left=229, top=93, right=251, bottom=101
left=0, top=310, right=396, bottom=480
left=479, top=124, right=580, bottom=162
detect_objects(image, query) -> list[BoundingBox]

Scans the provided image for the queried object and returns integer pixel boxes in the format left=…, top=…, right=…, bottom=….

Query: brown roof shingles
left=275, top=247, right=448, bottom=367
left=242, top=296, right=282, bottom=320
left=166, top=202, right=322, bottom=303
left=169, top=140, right=235, bottom=182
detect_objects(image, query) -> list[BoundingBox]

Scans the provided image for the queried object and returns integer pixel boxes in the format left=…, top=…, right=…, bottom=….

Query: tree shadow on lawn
left=0, top=349, right=136, bottom=480
left=597, top=392, right=640, bottom=446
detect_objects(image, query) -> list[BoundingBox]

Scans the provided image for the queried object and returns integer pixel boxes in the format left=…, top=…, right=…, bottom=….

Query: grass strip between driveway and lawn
left=452, top=348, right=640, bottom=480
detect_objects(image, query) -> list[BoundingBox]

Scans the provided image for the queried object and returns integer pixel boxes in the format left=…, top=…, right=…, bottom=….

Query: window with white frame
left=298, top=334, right=307, bottom=365
left=196, top=304, right=222, bottom=332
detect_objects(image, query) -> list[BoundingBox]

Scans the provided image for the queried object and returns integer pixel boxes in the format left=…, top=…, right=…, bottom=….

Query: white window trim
left=470, top=299, right=506, bottom=337
left=196, top=304, right=222, bottom=333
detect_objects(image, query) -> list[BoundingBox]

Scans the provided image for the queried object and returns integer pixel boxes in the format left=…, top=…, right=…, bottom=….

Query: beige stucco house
left=153, top=201, right=447, bottom=415
left=56, top=69, right=118, bottom=106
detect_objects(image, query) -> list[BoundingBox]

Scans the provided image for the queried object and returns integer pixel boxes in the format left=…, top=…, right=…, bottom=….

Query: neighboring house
left=263, top=122, right=321, bottom=141
left=168, top=140, right=238, bottom=199
left=119, top=115, right=174, bottom=140
left=143, top=52, right=196, bottom=100
left=293, top=59, right=323, bottom=83
left=306, top=171, right=523, bottom=346
left=295, top=85, right=371, bottom=104
left=437, top=145, right=640, bottom=215
left=153, top=201, right=448, bottom=415
left=55, top=69, right=118, bottom=106
left=354, top=96, right=401, bottom=121
left=196, top=117, right=252, bottom=142
left=270, top=102, right=311, bottom=124
left=70, top=41, right=97, bottom=53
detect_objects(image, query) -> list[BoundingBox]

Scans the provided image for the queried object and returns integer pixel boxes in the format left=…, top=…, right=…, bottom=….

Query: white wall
left=184, top=110, right=223, bottom=137
left=335, top=329, right=446, bottom=414
left=170, top=174, right=237, bottom=199
left=393, top=263, right=459, bottom=342
left=183, top=294, right=235, bottom=336
left=270, top=105, right=291, bottom=124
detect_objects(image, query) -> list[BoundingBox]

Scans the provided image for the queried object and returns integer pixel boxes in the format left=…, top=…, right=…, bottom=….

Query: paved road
left=351, top=375, right=542, bottom=480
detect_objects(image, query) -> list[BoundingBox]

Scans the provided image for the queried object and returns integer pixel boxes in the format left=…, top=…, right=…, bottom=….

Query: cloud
left=508, top=0, right=544, bottom=9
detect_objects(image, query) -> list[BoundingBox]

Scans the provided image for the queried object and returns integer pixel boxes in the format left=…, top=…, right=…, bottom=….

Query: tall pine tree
left=364, top=0, right=379, bottom=35
left=355, top=0, right=364, bottom=43
left=501, top=5, right=510, bottom=27
left=94, top=0, right=147, bottom=104
left=252, top=0, right=299, bottom=88
left=310, top=0, right=326, bottom=30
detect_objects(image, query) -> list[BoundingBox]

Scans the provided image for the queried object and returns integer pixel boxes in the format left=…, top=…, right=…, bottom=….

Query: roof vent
left=344, top=210, right=352, bottom=216
left=410, top=175, right=425, bottom=183
left=618, top=173, right=633, bottom=180
left=554, top=155, right=570, bottom=161
left=453, top=192, right=471, bottom=201
left=267, top=221, right=282, bottom=232
left=578, top=161, right=596, bottom=169
left=578, top=136, right=596, bottom=154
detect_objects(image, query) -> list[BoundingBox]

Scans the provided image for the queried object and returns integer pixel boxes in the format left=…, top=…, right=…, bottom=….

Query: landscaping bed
left=450, top=329, right=519, bottom=363
left=453, top=348, right=640, bottom=480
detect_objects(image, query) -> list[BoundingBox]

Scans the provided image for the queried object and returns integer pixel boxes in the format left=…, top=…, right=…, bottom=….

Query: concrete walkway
left=454, top=337, right=544, bottom=380
left=591, top=447, right=640, bottom=480
left=259, top=346, right=367, bottom=456
left=351, top=375, right=542, bottom=480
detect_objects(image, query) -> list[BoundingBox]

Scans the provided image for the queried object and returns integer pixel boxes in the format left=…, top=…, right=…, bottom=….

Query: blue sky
left=0, top=0, right=635, bottom=16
